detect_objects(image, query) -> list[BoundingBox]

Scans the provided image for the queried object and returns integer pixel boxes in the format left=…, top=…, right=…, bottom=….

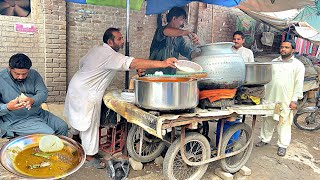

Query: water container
left=216, top=119, right=241, bottom=147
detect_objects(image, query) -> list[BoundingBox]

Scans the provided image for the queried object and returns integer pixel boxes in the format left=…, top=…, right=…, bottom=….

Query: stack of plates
left=121, top=91, right=135, bottom=103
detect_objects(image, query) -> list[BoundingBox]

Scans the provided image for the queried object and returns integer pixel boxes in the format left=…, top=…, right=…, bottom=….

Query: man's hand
left=189, top=32, right=200, bottom=45
left=22, top=96, right=34, bottom=110
left=137, top=69, right=146, bottom=77
left=7, top=98, right=26, bottom=111
left=289, top=101, right=297, bottom=110
left=163, top=58, right=177, bottom=68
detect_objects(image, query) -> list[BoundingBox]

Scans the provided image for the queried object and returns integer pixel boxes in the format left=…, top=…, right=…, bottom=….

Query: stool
left=99, top=122, right=126, bottom=155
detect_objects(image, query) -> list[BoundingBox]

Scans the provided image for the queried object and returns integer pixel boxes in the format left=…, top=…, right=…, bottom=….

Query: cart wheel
left=163, top=132, right=210, bottom=180
left=126, top=125, right=166, bottom=163
left=219, top=123, right=253, bottom=173
left=294, top=111, right=320, bottom=131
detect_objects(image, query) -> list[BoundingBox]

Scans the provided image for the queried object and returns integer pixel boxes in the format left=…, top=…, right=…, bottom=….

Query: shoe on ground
left=255, top=141, right=268, bottom=147
left=277, top=147, right=286, bottom=156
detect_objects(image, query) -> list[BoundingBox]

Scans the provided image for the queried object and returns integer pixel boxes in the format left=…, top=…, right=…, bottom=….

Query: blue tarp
left=146, top=0, right=242, bottom=15
left=67, top=0, right=86, bottom=4
left=66, top=0, right=242, bottom=14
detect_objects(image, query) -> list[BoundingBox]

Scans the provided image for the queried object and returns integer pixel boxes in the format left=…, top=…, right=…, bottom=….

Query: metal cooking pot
left=134, top=76, right=199, bottom=110
left=244, top=62, right=272, bottom=85
left=193, top=42, right=246, bottom=89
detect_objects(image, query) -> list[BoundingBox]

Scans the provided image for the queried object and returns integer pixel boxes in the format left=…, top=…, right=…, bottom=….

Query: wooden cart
left=103, top=90, right=277, bottom=180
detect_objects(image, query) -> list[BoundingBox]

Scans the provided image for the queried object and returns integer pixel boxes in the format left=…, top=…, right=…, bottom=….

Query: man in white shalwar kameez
left=232, top=31, right=255, bottom=63
left=255, top=41, right=305, bottom=156
left=64, top=28, right=177, bottom=168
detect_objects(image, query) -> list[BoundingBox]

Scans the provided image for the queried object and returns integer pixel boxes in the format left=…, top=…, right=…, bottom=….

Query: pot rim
left=134, top=76, right=197, bottom=82
left=197, top=42, right=235, bottom=48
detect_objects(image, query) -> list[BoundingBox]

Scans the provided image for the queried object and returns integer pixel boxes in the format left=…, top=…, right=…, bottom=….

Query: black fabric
left=100, top=102, right=117, bottom=127
left=106, top=159, right=130, bottom=180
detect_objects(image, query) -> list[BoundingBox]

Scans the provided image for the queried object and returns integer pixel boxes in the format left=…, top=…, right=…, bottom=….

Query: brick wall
left=66, top=2, right=158, bottom=90
left=1, top=1, right=247, bottom=102
left=43, top=0, right=67, bottom=102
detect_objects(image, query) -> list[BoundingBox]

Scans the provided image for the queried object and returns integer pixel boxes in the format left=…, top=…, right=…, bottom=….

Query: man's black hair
left=9, top=53, right=32, bottom=69
left=233, top=31, right=245, bottom=39
left=103, top=28, right=120, bottom=44
left=283, top=40, right=296, bottom=49
left=166, top=7, right=187, bottom=23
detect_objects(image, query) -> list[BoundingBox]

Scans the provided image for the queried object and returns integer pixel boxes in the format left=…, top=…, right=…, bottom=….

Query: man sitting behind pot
left=0, top=53, right=68, bottom=138
left=232, top=31, right=254, bottom=63
left=145, top=6, right=200, bottom=75
left=64, top=27, right=177, bottom=169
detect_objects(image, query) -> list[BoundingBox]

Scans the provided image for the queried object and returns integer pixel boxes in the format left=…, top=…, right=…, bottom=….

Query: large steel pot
left=193, top=42, right=245, bottom=89
left=244, top=62, right=272, bottom=85
left=134, top=77, right=198, bottom=110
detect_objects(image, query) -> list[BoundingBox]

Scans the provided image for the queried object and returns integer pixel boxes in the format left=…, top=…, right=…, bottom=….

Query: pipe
left=125, top=0, right=130, bottom=89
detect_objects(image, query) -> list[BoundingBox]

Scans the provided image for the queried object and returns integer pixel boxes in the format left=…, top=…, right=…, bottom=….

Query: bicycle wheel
left=297, top=93, right=308, bottom=110
left=293, top=111, right=320, bottom=131
left=163, top=132, right=210, bottom=180
left=219, top=123, right=253, bottom=173
left=126, top=125, right=166, bottom=163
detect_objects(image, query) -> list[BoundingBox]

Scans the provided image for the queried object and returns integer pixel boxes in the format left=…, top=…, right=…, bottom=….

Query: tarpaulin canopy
left=240, top=9, right=299, bottom=30
left=237, top=0, right=315, bottom=12
left=145, top=0, right=242, bottom=15
left=239, top=5, right=320, bottom=45
left=292, top=5, right=320, bottom=32
left=66, top=0, right=144, bottom=10
left=66, top=0, right=242, bottom=12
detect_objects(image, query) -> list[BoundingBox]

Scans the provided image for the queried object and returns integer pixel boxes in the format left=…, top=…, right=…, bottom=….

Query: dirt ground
left=1, top=116, right=319, bottom=180
left=64, top=116, right=320, bottom=180
left=1, top=54, right=320, bottom=179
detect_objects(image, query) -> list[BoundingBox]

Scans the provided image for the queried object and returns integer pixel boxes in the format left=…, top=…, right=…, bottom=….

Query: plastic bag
left=106, top=159, right=130, bottom=180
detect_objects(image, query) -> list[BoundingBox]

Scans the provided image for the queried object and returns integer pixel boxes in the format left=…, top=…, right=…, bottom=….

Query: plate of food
left=0, top=134, right=86, bottom=179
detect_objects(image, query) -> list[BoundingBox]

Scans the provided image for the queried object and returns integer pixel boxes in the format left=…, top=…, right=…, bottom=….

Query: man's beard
left=15, top=79, right=26, bottom=82
left=281, top=53, right=292, bottom=59
left=112, top=45, right=123, bottom=52
left=112, top=47, right=120, bottom=52
left=233, top=43, right=241, bottom=49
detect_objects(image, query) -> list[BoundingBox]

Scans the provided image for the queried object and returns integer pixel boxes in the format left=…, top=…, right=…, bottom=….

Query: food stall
left=101, top=42, right=278, bottom=179
left=102, top=89, right=278, bottom=179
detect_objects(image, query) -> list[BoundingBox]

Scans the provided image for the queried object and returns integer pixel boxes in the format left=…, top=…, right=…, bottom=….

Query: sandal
left=255, top=141, right=268, bottom=147
left=86, top=157, right=106, bottom=169
left=277, top=147, right=286, bottom=156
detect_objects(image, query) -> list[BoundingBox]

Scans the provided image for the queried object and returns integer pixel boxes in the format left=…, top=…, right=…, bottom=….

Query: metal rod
left=125, top=0, right=130, bottom=89
left=139, top=127, right=144, bottom=156
left=217, top=119, right=225, bottom=156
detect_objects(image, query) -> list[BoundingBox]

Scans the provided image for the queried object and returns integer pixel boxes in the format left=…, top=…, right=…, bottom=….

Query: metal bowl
left=0, top=134, right=86, bottom=179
